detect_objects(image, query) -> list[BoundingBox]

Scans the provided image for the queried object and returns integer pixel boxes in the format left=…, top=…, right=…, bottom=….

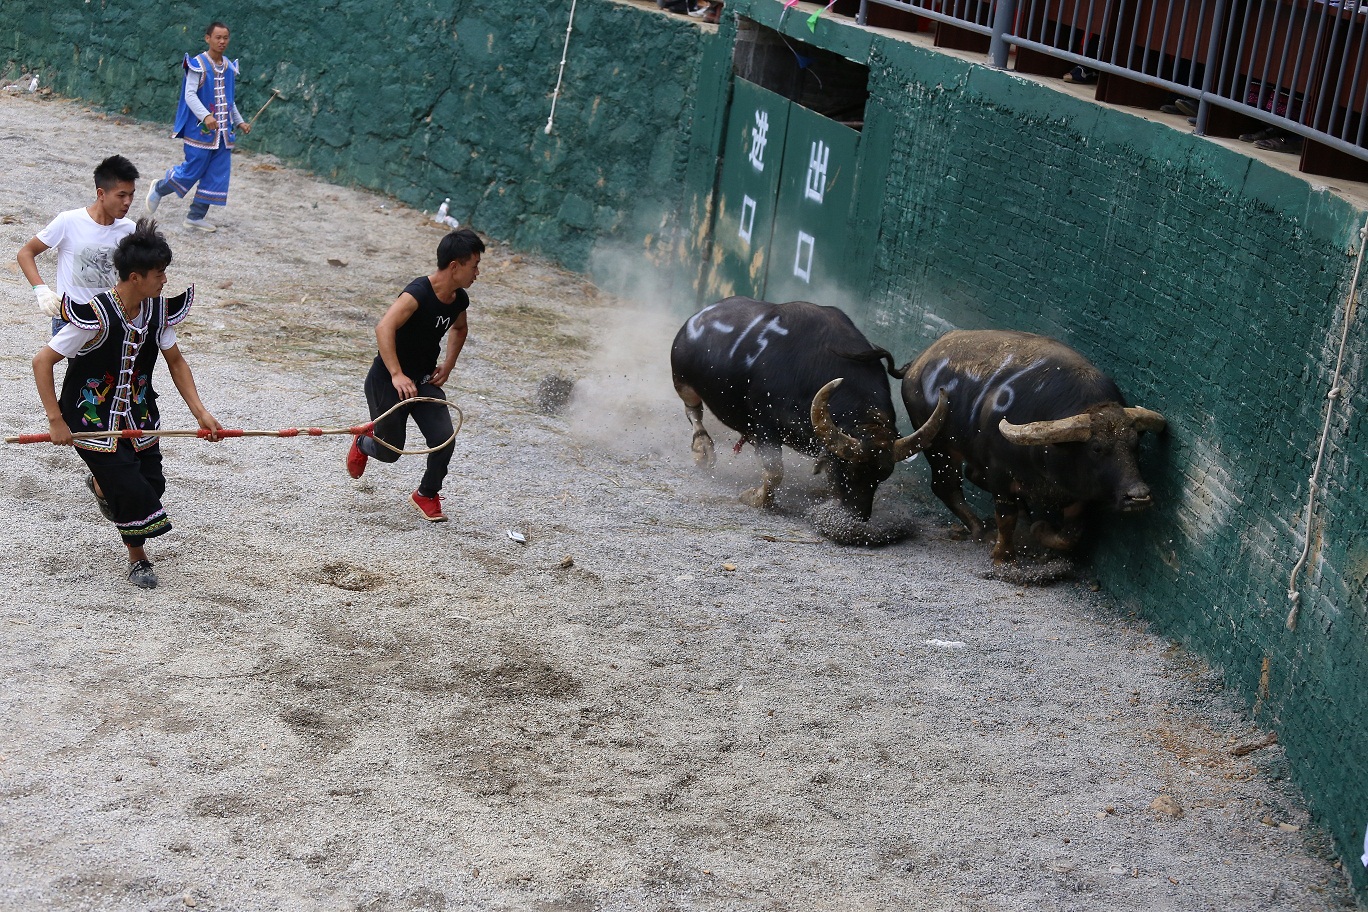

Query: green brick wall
left=7, top=0, right=1366, bottom=894
left=0, top=0, right=715, bottom=272
left=726, top=0, right=1368, bottom=894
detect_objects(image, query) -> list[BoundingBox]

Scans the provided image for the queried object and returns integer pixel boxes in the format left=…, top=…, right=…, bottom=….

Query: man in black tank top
left=347, top=228, right=486, bottom=522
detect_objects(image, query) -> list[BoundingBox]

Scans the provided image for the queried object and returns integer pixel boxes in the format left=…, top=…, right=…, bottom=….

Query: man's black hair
left=437, top=227, right=486, bottom=269
left=94, top=155, right=139, bottom=192
left=113, top=218, right=173, bottom=280
left=205, top=20, right=229, bottom=36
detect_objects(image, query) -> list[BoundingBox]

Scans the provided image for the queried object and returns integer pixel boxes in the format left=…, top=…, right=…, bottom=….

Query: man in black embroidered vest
left=32, top=218, right=223, bottom=589
left=347, top=227, right=485, bottom=522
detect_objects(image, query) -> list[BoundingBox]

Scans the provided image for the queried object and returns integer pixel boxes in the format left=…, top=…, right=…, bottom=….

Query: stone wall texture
left=2, top=0, right=710, bottom=271
left=6, top=0, right=1366, bottom=894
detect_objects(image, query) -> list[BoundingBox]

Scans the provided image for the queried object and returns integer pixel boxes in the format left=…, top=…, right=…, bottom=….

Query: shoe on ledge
left=1063, top=65, right=1098, bottom=85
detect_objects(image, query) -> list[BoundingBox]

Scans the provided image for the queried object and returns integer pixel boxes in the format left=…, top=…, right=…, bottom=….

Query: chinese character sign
left=749, top=109, right=770, bottom=172
left=804, top=140, right=829, bottom=203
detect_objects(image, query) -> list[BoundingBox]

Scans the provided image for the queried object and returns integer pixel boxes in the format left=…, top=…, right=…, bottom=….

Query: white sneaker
left=145, top=183, right=162, bottom=214
left=183, top=217, right=216, bottom=232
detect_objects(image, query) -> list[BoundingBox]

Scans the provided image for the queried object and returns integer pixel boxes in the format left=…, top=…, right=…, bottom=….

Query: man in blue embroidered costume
left=17, top=155, right=139, bottom=335
left=145, top=21, right=250, bottom=233
left=346, top=228, right=485, bottom=523
left=32, top=218, right=223, bottom=589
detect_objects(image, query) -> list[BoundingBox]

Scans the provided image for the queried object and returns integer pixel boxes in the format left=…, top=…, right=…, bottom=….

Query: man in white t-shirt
left=17, top=155, right=139, bottom=335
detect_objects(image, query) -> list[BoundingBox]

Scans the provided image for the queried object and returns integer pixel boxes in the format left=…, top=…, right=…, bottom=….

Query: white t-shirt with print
left=35, top=208, right=135, bottom=307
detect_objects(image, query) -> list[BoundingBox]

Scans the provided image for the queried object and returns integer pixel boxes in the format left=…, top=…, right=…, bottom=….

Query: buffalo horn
left=1123, top=407, right=1167, bottom=433
left=893, top=389, right=949, bottom=462
left=999, top=413, right=1093, bottom=445
left=810, top=378, right=864, bottom=460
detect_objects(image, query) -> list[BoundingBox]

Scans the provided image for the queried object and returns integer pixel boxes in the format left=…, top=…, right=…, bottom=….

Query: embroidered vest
left=173, top=52, right=239, bottom=150
left=58, top=288, right=194, bottom=452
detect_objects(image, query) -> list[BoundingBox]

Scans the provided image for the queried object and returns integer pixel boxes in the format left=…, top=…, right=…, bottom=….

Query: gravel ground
left=0, top=90, right=1358, bottom=912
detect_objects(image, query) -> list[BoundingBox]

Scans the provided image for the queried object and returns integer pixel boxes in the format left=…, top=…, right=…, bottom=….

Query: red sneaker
left=410, top=490, right=448, bottom=522
left=346, top=436, right=368, bottom=479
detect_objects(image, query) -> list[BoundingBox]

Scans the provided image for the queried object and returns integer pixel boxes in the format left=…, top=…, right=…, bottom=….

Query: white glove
left=33, top=284, right=62, bottom=319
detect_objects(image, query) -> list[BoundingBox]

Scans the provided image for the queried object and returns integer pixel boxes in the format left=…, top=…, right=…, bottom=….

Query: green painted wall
left=6, top=0, right=1366, bottom=894
left=723, top=0, right=1368, bottom=895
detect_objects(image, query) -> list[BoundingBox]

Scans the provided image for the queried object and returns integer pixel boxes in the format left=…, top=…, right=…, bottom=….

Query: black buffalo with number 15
left=671, top=297, right=947, bottom=521
left=900, top=329, right=1167, bottom=563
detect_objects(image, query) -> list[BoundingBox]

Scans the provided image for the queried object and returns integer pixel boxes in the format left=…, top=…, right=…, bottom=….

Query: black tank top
left=380, top=276, right=469, bottom=379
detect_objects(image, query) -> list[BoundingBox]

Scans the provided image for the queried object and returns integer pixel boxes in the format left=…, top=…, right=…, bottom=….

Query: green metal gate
left=704, top=78, right=867, bottom=304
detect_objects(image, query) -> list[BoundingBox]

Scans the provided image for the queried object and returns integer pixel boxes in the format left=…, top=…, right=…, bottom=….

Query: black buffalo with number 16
left=900, top=329, right=1167, bottom=563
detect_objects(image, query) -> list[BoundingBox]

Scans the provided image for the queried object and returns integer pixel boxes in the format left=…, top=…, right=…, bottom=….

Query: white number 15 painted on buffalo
left=686, top=302, right=790, bottom=368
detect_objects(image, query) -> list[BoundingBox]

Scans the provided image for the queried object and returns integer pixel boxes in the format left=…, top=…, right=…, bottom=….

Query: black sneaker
left=1254, top=134, right=1304, bottom=154
left=1240, top=126, right=1282, bottom=143
left=86, top=474, right=115, bottom=521
left=128, top=559, right=158, bottom=589
left=1063, top=65, right=1098, bottom=85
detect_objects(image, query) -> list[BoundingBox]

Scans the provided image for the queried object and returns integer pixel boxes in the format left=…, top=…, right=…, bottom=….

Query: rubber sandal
left=1063, top=65, right=1098, bottom=85
left=86, top=474, right=115, bottom=521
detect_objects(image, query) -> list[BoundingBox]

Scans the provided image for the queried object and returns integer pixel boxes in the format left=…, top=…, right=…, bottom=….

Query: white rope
left=1285, top=215, right=1368, bottom=631
left=544, top=0, right=580, bottom=136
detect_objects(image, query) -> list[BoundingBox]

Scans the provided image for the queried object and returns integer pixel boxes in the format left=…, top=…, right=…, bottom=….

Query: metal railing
left=853, top=0, right=1368, bottom=163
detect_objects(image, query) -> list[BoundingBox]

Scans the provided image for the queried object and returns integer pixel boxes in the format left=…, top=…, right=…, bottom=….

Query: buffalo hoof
left=949, top=523, right=986, bottom=542
left=691, top=432, right=715, bottom=469
left=987, top=528, right=1017, bottom=563
left=1030, top=520, right=1079, bottom=552
left=740, top=487, right=772, bottom=509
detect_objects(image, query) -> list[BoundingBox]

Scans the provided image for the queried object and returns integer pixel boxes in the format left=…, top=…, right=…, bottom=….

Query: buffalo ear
left=999, top=414, right=1093, bottom=446
left=1123, top=407, right=1166, bottom=434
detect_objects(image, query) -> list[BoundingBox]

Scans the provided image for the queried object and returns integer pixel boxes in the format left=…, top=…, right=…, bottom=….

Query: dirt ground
left=0, top=90, right=1358, bottom=912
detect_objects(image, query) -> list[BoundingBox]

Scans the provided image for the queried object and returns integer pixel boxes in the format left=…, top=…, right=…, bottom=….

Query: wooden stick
left=4, top=397, right=462, bottom=456
left=246, top=89, right=281, bottom=131
left=5, top=425, right=372, bottom=444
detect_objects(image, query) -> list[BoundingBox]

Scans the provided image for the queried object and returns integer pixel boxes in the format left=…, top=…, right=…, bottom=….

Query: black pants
left=360, top=361, right=454, bottom=496
left=77, top=440, right=170, bottom=546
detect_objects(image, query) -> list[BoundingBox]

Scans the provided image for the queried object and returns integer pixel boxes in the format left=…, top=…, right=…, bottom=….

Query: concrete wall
left=5, top=0, right=1366, bottom=894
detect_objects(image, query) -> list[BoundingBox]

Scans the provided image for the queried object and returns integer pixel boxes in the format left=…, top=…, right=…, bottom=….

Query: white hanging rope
left=544, top=0, right=580, bottom=136
left=1285, top=214, right=1368, bottom=631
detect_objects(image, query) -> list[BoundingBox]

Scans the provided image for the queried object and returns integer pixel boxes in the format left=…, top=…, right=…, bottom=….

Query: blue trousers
left=157, top=143, right=232, bottom=218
